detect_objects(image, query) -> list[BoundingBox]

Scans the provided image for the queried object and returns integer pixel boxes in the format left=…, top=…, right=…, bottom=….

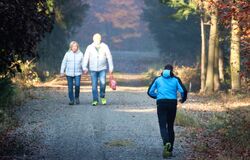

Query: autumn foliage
left=212, top=0, right=250, bottom=77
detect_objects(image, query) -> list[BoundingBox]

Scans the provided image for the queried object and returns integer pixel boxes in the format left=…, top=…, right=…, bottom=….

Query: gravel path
left=3, top=80, right=190, bottom=160
left=2, top=50, right=189, bottom=160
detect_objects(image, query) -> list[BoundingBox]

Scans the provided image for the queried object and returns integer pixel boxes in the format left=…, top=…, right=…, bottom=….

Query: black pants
left=157, top=99, right=177, bottom=152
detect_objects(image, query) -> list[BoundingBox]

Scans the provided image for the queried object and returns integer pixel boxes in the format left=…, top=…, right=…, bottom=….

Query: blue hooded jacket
left=147, top=70, right=187, bottom=102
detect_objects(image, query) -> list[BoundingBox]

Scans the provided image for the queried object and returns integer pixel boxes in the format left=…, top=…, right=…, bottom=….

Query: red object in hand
left=109, top=74, right=117, bottom=90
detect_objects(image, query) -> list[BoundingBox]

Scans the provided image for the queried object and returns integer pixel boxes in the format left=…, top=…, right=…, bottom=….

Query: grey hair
left=69, top=41, right=79, bottom=51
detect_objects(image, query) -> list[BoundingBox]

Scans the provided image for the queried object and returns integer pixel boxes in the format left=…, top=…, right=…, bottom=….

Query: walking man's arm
left=105, top=45, right=114, bottom=74
left=82, top=47, right=90, bottom=74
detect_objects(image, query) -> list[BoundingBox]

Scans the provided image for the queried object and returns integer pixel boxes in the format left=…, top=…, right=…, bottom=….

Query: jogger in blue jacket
left=147, top=64, right=187, bottom=158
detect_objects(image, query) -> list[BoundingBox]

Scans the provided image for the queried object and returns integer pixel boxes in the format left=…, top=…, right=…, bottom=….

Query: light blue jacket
left=60, top=50, right=84, bottom=77
left=147, top=70, right=187, bottom=102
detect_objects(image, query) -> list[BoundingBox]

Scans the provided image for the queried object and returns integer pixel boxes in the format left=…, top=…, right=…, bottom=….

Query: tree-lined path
left=0, top=50, right=190, bottom=160
left=1, top=0, right=249, bottom=159
left=4, top=72, right=190, bottom=160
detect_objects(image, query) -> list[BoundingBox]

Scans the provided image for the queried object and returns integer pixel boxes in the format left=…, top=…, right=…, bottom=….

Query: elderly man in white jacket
left=82, top=33, right=114, bottom=106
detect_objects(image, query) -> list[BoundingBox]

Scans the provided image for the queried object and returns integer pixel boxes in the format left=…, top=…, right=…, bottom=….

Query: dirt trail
left=0, top=49, right=191, bottom=160
left=1, top=74, right=191, bottom=160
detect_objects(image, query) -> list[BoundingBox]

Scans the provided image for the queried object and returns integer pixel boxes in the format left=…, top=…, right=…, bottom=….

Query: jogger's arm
left=176, top=77, right=187, bottom=103
left=147, top=77, right=158, bottom=99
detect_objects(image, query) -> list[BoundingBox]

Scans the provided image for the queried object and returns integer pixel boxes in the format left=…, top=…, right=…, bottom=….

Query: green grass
left=206, top=113, right=227, bottom=132
left=175, top=109, right=201, bottom=127
left=0, top=78, right=28, bottom=135
left=104, top=139, right=134, bottom=147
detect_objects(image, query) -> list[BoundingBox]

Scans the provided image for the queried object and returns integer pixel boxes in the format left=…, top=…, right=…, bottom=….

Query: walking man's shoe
left=69, top=101, right=74, bottom=105
left=101, top=98, right=107, bottom=105
left=92, top=101, right=98, bottom=106
left=163, top=143, right=172, bottom=159
left=75, top=98, right=80, bottom=105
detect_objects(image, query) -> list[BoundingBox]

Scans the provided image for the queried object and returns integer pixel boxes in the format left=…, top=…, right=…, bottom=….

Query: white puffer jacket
left=60, top=50, right=84, bottom=77
left=82, top=42, right=114, bottom=72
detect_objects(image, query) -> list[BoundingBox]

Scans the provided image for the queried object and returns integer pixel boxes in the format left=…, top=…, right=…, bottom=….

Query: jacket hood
left=162, top=69, right=171, bottom=78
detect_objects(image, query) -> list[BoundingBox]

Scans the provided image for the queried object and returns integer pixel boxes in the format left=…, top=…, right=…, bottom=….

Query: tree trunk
left=218, top=47, right=224, bottom=82
left=200, top=16, right=206, bottom=93
left=230, top=16, right=241, bottom=91
left=205, top=8, right=218, bottom=93
left=214, top=33, right=220, bottom=91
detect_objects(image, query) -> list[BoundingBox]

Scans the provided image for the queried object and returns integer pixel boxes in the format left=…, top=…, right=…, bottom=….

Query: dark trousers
left=157, top=99, right=177, bottom=152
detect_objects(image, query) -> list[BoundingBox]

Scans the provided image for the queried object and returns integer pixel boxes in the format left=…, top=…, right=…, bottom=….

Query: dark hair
left=164, top=64, right=173, bottom=71
left=164, top=64, right=174, bottom=77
